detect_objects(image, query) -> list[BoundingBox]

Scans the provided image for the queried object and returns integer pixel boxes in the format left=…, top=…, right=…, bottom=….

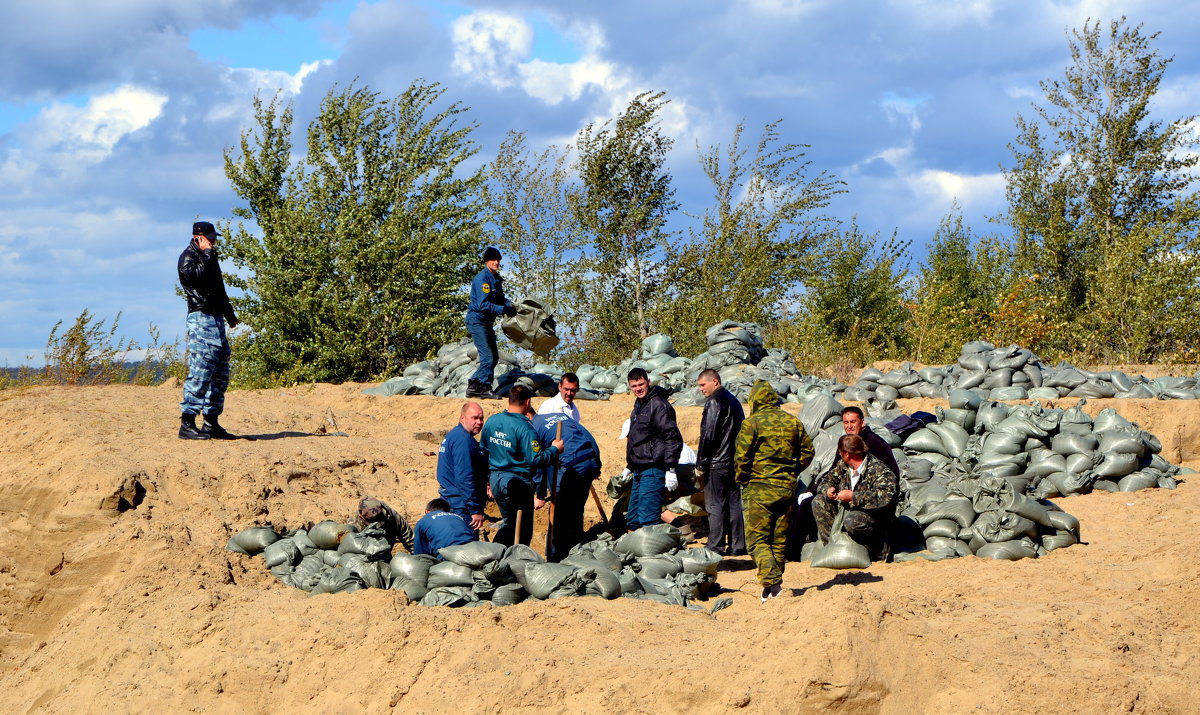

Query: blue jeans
left=627, top=468, right=665, bottom=531
left=466, top=315, right=497, bottom=385
left=490, top=472, right=533, bottom=546
left=180, top=312, right=231, bottom=416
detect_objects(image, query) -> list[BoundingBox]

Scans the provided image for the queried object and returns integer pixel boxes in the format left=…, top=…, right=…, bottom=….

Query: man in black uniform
left=696, top=368, right=746, bottom=555
left=177, top=221, right=239, bottom=440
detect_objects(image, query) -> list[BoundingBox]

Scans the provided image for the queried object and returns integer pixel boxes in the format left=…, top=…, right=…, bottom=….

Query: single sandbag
left=390, top=553, right=437, bottom=585
left=614, top=524, right=683, bottom=557
left=263, top=537, right=302, bottom=569
left=915, top=498, right=978, bottom=528
left=928, top=421, right=968, bottom=458
left=419, top=586, right=477, bottom=607
left=227, top=526, right=281, bottom=556
left=922, top=519, right=960, bottom=539
left=679, top=548, right=723, bottom=577
left=971, top=510, right=1037, bottom=543
left=520, top=562, right=580, bottom=600
left=338, top=523, right=392, bottom=561
left=490, top=583, right=528, bottom=606
left=810, top=507, right=871, bottom=570
left=1041, top=531, right=1078, bottom=551
left=309, top=520, right=355, bottom=550
left=390, top=576, right=429, bottom=601
left=975, top=538, right=1038, bottom=561
left=310, top=567, right=367, bottom=595
left=578, top=566, right=622, bottom=600
left=637, top=554, right=685, bottom=579
left=1118, top=471, right=1159, bottom=492
left=439, top=541, right=507, bottom=569
left=1095, top=452, right=1140, bottom=479
left=427, top=560, right=474, bottom=588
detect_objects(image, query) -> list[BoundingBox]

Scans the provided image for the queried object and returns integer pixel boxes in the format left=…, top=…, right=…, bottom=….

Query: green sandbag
left=922, top=519, right=960, bottom=539
left=606, top=470, right=635, bottom=500
left=971, top=511, right=1037, bottom=543
left=1118, top=471, right=1159, bottom=492
left=1158, top=476, right=1178, bottom=489
left=470, top=570, right=497, bottom=599
left=310, top=567, right=366, bottom=595
left=275, top=553, right=327, bottom=592
left=1050, top=469, right=1095, bottom=496
left=618, top=567, right=642, bottom=595
left=500, top=544, right=545, bottom=584
left=903, top=428, right=948, bottom=456
left=320, top=549, right=342, bottom=566
left=981, top=432, right=1025, bottom=456
left=948, top=388, right=984, bottom=411
left=1041, top=531, right=1078, bottom=552
left=915, top=498, right=978, bottom=528
left=1097, top=429, right=1146, bottom=456
left=1095, top=452, right=1139, bottom=479
left=520, top=562, right=579, bottom=599
left=390, top=576, right=429, bottom=601
left=390, top=553, right=437, bottom=584
left=637, top=554, right=685, bottom=579
left=974, top=400, right=1011, bottom=434
left=566, top=561, right=622, bottom=600
left=679, top=547, right=723, bottom=576
left=547, top=571, right=588, bottom=599
left=975, top=538, right=1038, bottom=561
left=227, top=526, right=281, bottom=556
left=928, top=421, right=968, bottom=458
left=924, top=536, right=960, bottom=557
left=937, top=407, right=977, bottom=433
left=970, top=475, right=1053, bottom=527
left=1092, top=408, right=1135, bottom=433
left=439, top=541, right=507, bottom=569
left=490, top=583, right=528, bottom=606
left=1051, top=432, right=1099, bottom=456
left=419, top=586, right=477, bottom=607
left=614, top=524, right=684, bottom=557
left=263, top=537, right=302, bottom=569
left=810, top=507, right=871, bottom=570
left=1026, top=451, right=1066, bottom=478
left=427, top=560, right=474, bottom=588
left=338, top=523, right=392, bottom=561
left=309, top=520, right=355, bottom=550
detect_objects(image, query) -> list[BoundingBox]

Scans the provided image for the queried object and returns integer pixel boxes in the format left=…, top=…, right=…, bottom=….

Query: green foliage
left=43, top=310, right=134, bottom=385
left=223, top=82, right=485, bottom=386
left=1003, top=17, right=1200, bottom=360
left=483, top=131, right=586, bottom=357
left=656, top=120, right=845, bottom=357
left=572, top=91, right=678, bottom=363
left=907, top=209, right=1012, bottom=363
left=130, top=324, right=187, bottom=386
left=780, top=222, right=910, bottom=368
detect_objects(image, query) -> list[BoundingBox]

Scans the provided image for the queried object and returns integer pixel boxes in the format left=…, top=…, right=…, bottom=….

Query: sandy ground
left=1, top=383, right=1197, bottom=713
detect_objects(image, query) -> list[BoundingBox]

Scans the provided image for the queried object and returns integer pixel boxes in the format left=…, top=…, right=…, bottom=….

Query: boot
left=466, top=379, right=484, bottom=398
left=179, top=413, right=210, bottom=440
left=201, top=414, right=237, bottom=440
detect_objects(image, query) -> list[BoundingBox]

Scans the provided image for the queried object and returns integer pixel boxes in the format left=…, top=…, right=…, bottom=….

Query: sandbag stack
left=229, top=523, right=722, bottom=610
left=851, top=341, right=1200, bottom=401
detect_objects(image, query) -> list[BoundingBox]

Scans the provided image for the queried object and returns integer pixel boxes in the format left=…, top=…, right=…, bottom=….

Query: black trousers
left=704, top=466, right=745, bottom=552
left=548, top=469, right=590, bottom=561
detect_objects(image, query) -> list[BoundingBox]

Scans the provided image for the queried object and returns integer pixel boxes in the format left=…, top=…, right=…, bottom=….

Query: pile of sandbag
left=848, top=341, right=1200, bottom=402
left=790, top=391, right=1191, bottom=564
left=228, top=522, right=724, bottom=610
left=576, top=333, right=692, bottom=395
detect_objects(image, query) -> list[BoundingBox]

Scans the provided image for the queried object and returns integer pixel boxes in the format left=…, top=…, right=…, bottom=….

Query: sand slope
left=1, top=384, right=1197, bottom=713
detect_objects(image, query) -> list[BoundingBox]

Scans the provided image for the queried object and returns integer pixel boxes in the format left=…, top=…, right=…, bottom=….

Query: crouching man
left=810, top=434, right=898, bottom=562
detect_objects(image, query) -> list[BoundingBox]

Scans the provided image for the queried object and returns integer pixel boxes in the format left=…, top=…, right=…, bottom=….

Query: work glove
left=502, top=303, right=517, bottom=317
left=664, top=470, right=678, bottom=491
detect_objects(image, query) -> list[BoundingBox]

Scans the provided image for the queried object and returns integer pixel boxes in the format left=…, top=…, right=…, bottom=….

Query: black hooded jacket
left=178, top=240, right=237, bottom=325
left=697, top=386, right=745, bottom=472
left=625, top=385, right=684, bottom=471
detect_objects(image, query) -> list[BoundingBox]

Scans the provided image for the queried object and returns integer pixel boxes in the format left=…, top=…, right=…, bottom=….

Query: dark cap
left=482, top=246, right=501, bottom=262
left=358, top=497, right=384, bottom=521
left=193, top=221, right=220, bottom=237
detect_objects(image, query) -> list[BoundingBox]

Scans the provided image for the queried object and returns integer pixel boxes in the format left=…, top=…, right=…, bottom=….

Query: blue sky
left=2, top=0, right=1198, bottom=366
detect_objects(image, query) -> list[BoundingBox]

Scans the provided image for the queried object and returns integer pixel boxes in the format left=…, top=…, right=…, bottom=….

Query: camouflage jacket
left=733, top=381, right=814, bottom=487
left=811, top=453, right=898, bottom=515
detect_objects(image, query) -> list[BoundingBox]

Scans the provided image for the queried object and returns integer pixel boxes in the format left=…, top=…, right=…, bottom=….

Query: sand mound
left=1, top=384, right=1197, bottom=712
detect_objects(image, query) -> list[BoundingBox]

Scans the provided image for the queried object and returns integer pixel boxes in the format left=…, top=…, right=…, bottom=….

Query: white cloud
left=913, top=168, right=1006, bottom=206
left=450, top=11, right=533, bottom=88
left=881, top=92, right=927, bottom=133
left=889, top=0, right=994, bottom=28
left=23, top=85, right=167, bottom=163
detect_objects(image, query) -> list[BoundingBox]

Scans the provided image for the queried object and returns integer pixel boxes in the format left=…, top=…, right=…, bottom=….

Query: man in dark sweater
left=696, top=369, right=746, bottom=555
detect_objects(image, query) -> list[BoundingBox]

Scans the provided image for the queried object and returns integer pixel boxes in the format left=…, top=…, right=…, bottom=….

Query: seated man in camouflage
left=354, top=496, right=415, bottom=554
left=810, top=435, right=898, bottom=562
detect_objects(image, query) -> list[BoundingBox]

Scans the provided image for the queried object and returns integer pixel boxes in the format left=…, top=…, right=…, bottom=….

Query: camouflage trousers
left=740, top=480, right=794, bottom=588
left=180, top=312, right=231, bottom=416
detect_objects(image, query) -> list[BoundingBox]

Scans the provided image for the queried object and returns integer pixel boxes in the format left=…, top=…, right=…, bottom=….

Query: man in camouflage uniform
left=734, top=381, right=814, bottom=602
left=810, top=434, right=898, bottom=562
left=354, top=497, right=416, bottom=554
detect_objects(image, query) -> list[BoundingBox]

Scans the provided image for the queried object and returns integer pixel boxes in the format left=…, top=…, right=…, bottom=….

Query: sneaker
left=760, top=584, right=782, bottom=602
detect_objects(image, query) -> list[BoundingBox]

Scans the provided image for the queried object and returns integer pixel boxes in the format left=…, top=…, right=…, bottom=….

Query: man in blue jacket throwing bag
left=481, top=384, right=564, bottom=546
left=466, top=246, right=515, bottom=399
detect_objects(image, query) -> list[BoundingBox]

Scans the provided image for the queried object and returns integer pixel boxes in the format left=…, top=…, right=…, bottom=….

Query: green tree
left=907, top=208, right=1012, bottom=363
left=656, top=120, right=845, bottom=357
left=783, top=222, right=910, bottom=367
left=483, top=131, right=586, bottom=356
left=223, top=81, right=484, bottom=385
left=1004, top=17, right=1200, bottom=360
left=572, top=91, right=677, bottom=362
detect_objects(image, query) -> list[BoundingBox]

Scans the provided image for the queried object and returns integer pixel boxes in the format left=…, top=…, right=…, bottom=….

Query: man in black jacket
left=624, top=367, right=683, bottom=531
left=177, top=221, right=239, bottom=440
left=838, top=407, right=900, bottom=477
left=696, top=369, right=746, bottom=555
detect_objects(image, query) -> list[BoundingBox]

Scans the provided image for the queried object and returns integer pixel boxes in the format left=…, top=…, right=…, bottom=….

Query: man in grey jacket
left=696, top=369, right=746, bottom=555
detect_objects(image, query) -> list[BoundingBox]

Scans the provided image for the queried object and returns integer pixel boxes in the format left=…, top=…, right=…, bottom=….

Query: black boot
left=179, top=413, right=210, bottom=440
left=466, top=379, right=483, bottom=398
left=201, top=414, right=237, bottom=440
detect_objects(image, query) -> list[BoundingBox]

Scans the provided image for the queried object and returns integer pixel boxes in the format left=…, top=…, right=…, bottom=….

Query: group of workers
left=177, top=231, right=900, bottom=602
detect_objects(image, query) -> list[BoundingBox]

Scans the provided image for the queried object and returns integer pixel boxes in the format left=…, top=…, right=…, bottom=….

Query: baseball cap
left=192, top=221, right=221, bottom=237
